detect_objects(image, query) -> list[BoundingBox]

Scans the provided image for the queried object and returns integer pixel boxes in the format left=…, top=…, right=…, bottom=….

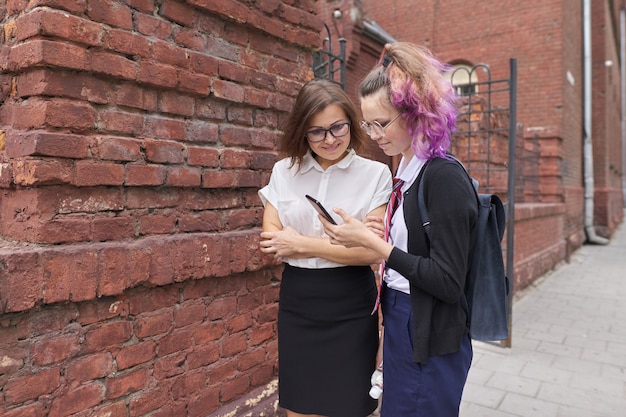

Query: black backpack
left=417, top=157, right=510, bottom=341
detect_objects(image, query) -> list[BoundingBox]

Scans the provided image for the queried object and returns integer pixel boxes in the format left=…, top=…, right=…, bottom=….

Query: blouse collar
left=299, top=149, right=356, bottom=174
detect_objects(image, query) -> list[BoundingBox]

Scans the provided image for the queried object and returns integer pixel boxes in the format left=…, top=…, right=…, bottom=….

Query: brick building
left=0, top=1, right=624, bottom=417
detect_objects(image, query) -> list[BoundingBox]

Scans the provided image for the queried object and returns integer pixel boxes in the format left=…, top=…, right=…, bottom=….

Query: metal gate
left=312, top=23, right=346, bottom=90
left=450, top=59, right=518, bottom=347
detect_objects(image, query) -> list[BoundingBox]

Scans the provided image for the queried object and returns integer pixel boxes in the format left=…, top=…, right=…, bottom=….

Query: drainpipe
left=622, top=8, right=626, bottom=206
left=582, top=0, right=609, bottom=244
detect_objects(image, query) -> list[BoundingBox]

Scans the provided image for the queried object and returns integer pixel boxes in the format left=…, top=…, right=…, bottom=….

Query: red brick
left=113, top=82, right=158, bottom=111
left=193, top=322, right=224, bottom=345
left=90, top=50, right=137, bottom=80
left=42, top=250, right=98, bottom=304
left=137, top=211, right=176, bottom=234
left=116, top=340, right=156, bottom=370
left=160, top=0, right=196, bottom=26
left=170, top=371, right=205, bottom=400
left=220, top=149, right=250, bottom=169
left=125, top=164, right=167, bottom=186
left=226, top=208, right=257, bottom=229
left=102, top=27, right=151, bottom=58
left=49, top=382, right=103, bottom=417
left=173, top=27, right=206, bottom=51
left=92, top=216, right=134, bottom=241
left=221, top=333, right=248, bottom=358
left=2, top=403, right=46, bottom=417
left=237, top=348, right=266, bottom=372
left=157, top=328, right=195, bottom=356
left=152, top=39, right=189, bottom=68
left=87, top=0, right=133, bottom=30
left=13, top=159, right=73, bottom=186
left=137, top=61, right=178, bottom=88
left=249, top=322, right=275, bottom=347
left=74, top=161, right=125, bottom=186
left=218, top=60, right=248, bottom=84
left=83, top=321, right=132, bottom=353
left=31, top=335, right=80, bottom=366
left=65, top=352, right=113, bottom=383
left=105, top=368, right=149, bottom=399
left=4, top=368, right=60, bottom=404
left=30, top=304, right=79, bottom=335
left=9, top=40, right=89, bottom=72
left=128, top=387, right=169, bottom=416
left=159, top=91, right=194, bottom=117
left=188, top=50, right=218, bottom=74
left=153, top=353, right=186, bottom=379
left=178, top=211, right=220, bottom=232
left=15, top=69, right=109, bottom=104
left=249, top=364, right=275, bottom=387
left=135, top=13, right=172, bottom=39
left=166, top=166, right=201, bottom=187
left=186, top=342, right=220, bottom=370
left=212, top=79, right=244, bottom=102
left=145, top=118, right=186, bottom=141
left=236, top=169, right=263, bottom=188
left=6, top=131, right=90, bottom=159
left=99, top=245, right=150, bottom=294
left=99, top=111, right=145, bottom=136
left=226, top=312, right=253, bottom=333
left=178, top=70, right=212, bottom=95
left=173, top=302, right=205, bottom=328
left=187, top=389, right=220, bottom=417
left=91, top=401, right=127, bottom=417
left=185, top=121, right=219, bottom=144
left=220, top=374, right=251, bottom=403
left=96, top=136, right=142, bottom=161
left=77, top=298, right=129, bottom=326
left=38, top=217, right=92, bottom=244
left=18, top=8, right=103, bottom=46
left=143, top=139, right=185, bottom=164
left=187, top=147, right=219, bottom=167
left=133, top=311, right=172, bottom=339
left=202, top=170, right=235, bottom=188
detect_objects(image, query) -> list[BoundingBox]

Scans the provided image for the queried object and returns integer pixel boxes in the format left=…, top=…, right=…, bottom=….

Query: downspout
left=583, top=0, right=609, bottom=244
left=622, top=8, right=626, bottom=206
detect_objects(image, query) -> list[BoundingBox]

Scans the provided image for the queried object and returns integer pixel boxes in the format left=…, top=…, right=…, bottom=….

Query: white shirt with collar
left=385, top=155, right=426, bottom=294
left=259, top=149, right=392, bottom=269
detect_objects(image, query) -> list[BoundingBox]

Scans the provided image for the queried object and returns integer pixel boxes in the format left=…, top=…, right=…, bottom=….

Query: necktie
left=372, top=178, right=405, bottom=314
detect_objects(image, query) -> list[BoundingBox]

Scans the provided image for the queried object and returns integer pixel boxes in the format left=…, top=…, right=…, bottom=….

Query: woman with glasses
left=320, top=42, right=477, bottom=417
left=258, top=78, right=392, bottom=417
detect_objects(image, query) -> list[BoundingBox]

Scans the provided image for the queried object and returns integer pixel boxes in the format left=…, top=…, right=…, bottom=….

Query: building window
left=448, top=64, right=478, bottom=96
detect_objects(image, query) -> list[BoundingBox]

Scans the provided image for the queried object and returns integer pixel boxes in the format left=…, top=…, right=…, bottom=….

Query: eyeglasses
left=305, top=122, right=351, bottom=143
left=360, top=113, right=402, bottom=138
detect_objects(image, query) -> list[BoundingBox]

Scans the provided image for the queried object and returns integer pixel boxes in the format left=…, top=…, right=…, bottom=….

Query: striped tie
left=372, top=177, right=405, bottom=314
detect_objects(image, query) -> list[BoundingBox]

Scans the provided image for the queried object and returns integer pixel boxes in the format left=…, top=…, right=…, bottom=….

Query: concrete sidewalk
left=460, top=215, right=626, bottom=416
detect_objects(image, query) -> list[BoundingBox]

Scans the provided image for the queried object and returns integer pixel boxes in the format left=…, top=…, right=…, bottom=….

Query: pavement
left=460, top=212, right=626, bottom=416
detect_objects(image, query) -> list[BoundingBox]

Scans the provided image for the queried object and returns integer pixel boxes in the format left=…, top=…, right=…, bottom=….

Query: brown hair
left=279, top=78, right=367, bottom=169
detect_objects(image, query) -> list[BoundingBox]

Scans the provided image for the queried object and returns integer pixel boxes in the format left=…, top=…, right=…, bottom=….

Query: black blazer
left=386, top=157, right=478, bottom=364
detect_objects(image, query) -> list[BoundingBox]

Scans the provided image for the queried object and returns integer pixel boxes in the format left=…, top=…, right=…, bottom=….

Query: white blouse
left=259, top=149, right=392, bottom=269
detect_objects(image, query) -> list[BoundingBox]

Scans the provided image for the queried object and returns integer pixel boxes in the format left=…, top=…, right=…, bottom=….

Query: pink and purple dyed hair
left=359, top=42, right=458, bottom=161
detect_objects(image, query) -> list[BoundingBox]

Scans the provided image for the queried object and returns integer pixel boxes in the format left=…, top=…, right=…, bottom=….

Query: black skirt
left=278, top=264, right=379, bottom=417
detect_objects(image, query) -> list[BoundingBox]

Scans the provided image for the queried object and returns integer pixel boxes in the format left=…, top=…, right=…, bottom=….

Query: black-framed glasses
left=360, top=113, right=402, bottom=138
left=305, top=122, right=351, bottom=143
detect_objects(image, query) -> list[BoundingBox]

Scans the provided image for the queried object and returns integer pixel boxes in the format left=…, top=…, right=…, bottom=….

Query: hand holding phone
left=305, top=195, right=337, bottom=225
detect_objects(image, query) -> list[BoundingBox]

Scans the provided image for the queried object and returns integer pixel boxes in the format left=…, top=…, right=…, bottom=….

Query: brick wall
left=0, top=0, right=320, bottom=415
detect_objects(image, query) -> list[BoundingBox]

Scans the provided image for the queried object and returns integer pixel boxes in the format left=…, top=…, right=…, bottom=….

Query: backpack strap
left=416, top=156, right=476, bottom=318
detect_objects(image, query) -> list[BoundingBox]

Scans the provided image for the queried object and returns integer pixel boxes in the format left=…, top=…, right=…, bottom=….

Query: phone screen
left=305, top=195, right=337, bottom=225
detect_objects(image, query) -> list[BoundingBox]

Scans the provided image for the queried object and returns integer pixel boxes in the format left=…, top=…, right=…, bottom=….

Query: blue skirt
left=278, top=264, right=379, bottom=417
left=381, top=287, right=472, bottom=417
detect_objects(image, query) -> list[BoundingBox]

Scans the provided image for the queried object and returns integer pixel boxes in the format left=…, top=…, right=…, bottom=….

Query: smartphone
left=305, top=195, right=337, bottom=225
